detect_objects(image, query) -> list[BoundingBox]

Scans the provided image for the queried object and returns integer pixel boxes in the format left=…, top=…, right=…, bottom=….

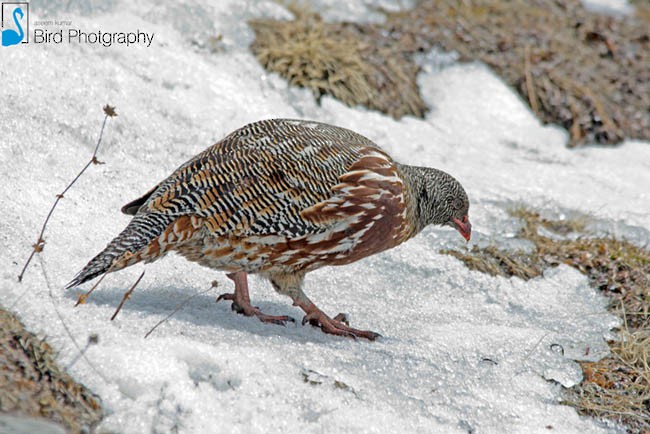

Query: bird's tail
left=66, top=213, right=175, bottom=289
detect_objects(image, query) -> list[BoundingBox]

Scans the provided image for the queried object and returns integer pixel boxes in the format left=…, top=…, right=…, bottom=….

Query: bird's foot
left=219, top=271, right=295, bottom=326
left=296, top=301, right=381, bottom=341
left=216, top=292, right=295, bottom=326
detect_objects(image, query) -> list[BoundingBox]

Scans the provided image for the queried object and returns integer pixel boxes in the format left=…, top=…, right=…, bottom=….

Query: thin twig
left=144, top=282, right=218, bottom=339
left=38, top=254, right=135, bottom=400
left=110, top=271, right=146, bottom=321
left=65, top=333, right=99, bottom=370
left=38, top=256, right=108, bottom=383
left=520, top=331, right=552, bottom=366
left=18, top=104, right=117, bottom=283
left=75, top=260, right=118, bottom=306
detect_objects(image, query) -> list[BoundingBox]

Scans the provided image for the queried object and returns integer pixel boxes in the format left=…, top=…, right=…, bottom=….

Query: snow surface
left=581, top=0, right=634, bottom=16
left=1, top=1, right=648, bottom=433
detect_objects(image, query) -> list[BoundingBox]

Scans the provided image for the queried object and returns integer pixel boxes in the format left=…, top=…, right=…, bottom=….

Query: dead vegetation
left=386, top=0, right=649, bottom=146
left=249, top=1, right=649, bottom=146
left=443, top=245, right=542, bottom=280
left=249, top=4, right=426, bottom=119
left=18, top=104, right=116, bottom=283
left=0, top=307, right=103, bottom=433
left=568, top=324, right=650, bottom=430
left=7, top=105, right=116, bottom=433
left=443, top=208, right=650, bottom=431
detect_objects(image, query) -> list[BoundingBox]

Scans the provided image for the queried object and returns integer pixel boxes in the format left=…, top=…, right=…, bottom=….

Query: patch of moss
left=0, top=307, right=102, bottom=433
left=442, top=207, right=650, bottom=431
left=249, top=5, right=426, bottom=119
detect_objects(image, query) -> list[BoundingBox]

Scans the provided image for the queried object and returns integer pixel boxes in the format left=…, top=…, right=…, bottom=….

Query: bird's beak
left=451, top=216, right=471, bottom=241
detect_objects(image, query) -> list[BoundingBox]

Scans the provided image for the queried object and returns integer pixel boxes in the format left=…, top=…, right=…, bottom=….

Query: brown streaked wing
left=300, top=147, right=409, bottom=242
left=120, top=119, right=388, bottom=239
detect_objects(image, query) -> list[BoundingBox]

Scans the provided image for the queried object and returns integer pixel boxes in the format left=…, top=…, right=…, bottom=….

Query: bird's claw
left=216, top=293, right=235, bottom=303
left=333, top=313, right=349, bottom=325
left=301, top=310, right=380, bottom=341
left=216, top=292, right=294, bottom=326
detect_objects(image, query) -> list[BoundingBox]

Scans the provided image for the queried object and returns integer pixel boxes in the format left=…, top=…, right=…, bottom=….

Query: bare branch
left=110, top=271, right=145, bottom=321
left=75, top=261, right=118, bottom=306
left=38, top=256, right=110, bottom=384
left=144, top=281, right=218, bottom=339
left=18, top=105, right=117, bottom=282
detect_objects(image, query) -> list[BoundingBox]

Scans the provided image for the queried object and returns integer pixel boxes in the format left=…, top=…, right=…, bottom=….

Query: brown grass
left=442, top=208, right=650, bottom=431
left=0, top=307, right=103, bottom=433
left=386, top=0, right=650, bottom=146
left=249, top=5, right=426, bottom=119
left=442, top=245, right=542, bottom=279
left=248, top=1, right=649, bottom=146
left=564, top=321, right=650, bottom=430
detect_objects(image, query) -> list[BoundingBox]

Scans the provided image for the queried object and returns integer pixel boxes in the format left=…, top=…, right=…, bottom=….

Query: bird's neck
left=395, top=163, right=430, bottom=235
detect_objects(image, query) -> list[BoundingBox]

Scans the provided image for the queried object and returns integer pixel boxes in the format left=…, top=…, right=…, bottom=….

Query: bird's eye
left=452, top=198, right=463, bottom=210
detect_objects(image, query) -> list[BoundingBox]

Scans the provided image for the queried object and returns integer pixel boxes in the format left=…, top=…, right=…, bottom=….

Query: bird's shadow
left=63, top=284, right=350, bottom=345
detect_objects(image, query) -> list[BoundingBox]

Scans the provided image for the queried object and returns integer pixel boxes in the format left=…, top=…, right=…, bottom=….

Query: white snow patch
left=581, top=0, right=634, bottom=16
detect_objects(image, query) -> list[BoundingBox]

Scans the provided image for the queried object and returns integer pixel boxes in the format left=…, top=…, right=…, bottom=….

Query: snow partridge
left=68, top=119, right=471, bottom=340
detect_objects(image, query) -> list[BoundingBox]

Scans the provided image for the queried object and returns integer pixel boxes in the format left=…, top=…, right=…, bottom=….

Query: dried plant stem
left=37, top=255, right=108, bottom=385
left=75, top=261, right=117, bottom=306
left=144, top=282, right=218, bottom=339
left=18, top=105, right=117, bottom=283
left=110, top=271, right=145, bottom=321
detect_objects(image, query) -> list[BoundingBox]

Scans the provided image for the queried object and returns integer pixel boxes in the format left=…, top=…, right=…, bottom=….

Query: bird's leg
left=216, top=271, right=294, bottom=326
left=268, top=272, right=380, bottom=341
left=292, top=297, right=381, bottom=341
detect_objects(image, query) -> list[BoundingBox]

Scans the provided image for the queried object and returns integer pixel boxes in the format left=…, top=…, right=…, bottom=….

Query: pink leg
left=217, top=271, right=294, bottom=326
left=292, top=298, right=381, bottom=341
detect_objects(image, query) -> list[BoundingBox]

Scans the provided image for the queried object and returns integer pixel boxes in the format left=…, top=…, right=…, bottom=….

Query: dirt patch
left=442, top=208, right=650, bottom=431
left=0, top=307, right=103, bottom=433
left=249, top=1, right=649, bottom=147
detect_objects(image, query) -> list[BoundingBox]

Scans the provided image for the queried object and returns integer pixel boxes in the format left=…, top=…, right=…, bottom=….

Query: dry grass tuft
left=248, top=1, right=649, bottom=146
left=442, top=207, right=650, bottom=431
left=249, top=5, right=426, bottom=119
left=385, top=0, right=650, bottom=146
left=513, top=208, right=650, bottom=329
left=442, top=245, right=542, bottom=280
left=564, top=323, right=650, bottom=430
left=0, top=307, right=102, bottom=433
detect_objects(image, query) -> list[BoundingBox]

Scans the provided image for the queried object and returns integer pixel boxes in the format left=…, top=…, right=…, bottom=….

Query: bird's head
left=411, top=167, right=471, bottom=241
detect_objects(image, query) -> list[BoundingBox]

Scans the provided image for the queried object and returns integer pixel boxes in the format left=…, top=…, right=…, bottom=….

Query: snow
left=581, top=0, right=634, bottom=16
left=1, top=1, right=647, bottom=433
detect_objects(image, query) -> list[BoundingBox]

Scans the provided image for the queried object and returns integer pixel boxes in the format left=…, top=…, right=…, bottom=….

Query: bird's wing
left=125, top=119, right=397, bottom=238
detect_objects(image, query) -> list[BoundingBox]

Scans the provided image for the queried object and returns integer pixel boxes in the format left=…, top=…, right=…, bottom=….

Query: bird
left=68, top=119, right=471, bottom=340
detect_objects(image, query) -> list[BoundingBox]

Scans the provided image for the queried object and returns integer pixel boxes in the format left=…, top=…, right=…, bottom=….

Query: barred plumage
left=69, top=119, right=471, bottom=339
